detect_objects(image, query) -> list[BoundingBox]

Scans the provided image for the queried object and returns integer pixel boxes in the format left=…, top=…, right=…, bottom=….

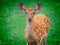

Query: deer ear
left=35, top=3, right=41, bottom=11
left=19, top=3, right=26, bottom=11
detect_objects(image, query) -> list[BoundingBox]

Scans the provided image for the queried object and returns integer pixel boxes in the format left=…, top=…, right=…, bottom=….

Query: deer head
left=19, top=3, right=41, bottom=23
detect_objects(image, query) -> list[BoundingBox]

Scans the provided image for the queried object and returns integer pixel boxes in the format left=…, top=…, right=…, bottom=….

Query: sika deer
left=19, top=3, right=50, bottom=45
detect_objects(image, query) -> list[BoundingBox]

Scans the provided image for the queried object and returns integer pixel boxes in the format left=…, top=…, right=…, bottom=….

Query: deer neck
left=26, top=20, right=34, bottom=39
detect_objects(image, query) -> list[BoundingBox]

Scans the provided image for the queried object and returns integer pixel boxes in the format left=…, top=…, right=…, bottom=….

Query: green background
left=0, top=0, right=60, bottom=45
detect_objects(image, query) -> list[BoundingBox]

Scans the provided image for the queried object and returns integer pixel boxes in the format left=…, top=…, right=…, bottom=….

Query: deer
left=19, top=3, right=50, bottom=45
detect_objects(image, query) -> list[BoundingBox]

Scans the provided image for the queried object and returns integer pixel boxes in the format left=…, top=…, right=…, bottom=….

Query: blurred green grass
left=0, top=0, right=60, bottom=45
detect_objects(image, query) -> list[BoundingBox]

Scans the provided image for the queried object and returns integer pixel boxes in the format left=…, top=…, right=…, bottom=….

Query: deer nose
left=28, top=18, right=32, bottom=22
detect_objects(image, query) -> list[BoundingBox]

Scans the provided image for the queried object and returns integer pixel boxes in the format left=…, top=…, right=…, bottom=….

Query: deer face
left=19, top=3, right=41, bottom=23
left=25, top=8, right=35, bottom=22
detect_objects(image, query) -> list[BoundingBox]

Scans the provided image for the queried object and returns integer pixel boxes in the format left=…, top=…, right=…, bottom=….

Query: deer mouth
left=28, top=18, right=32, bottom=22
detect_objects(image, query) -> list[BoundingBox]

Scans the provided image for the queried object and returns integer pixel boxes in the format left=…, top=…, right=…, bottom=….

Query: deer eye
left=33, top=12, right=35, bottom=14
left=25, top=12, right=27, bottom=13
left=32, top=12, right=35, bottom=14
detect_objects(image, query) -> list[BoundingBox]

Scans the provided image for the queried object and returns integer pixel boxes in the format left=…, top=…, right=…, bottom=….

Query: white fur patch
left=27, top=24, right=33, bottom=39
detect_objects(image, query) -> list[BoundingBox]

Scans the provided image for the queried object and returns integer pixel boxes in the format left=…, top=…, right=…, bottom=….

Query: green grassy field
left=0, top=0, right=60, bottom=45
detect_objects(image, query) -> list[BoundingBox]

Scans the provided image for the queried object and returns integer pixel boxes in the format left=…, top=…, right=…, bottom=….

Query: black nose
left=29, top=18, right=32, bottom=22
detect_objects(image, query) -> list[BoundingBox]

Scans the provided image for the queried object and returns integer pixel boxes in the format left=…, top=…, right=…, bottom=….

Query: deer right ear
left=19, top=3, right=26, bottom=11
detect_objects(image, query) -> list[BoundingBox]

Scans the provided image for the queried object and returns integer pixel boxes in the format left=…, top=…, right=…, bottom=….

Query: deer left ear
left=19, top=3, right=26, bottom=11
left=35, top=3, right=41, bottom=11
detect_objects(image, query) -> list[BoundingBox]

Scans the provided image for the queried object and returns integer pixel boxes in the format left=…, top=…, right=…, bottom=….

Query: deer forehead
left=26, top=8, right=35, bottom=13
